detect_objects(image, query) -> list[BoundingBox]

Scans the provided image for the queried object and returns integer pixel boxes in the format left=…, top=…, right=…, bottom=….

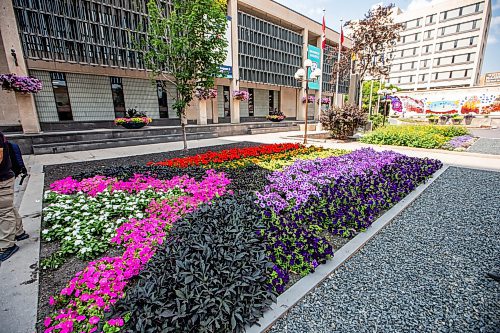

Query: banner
left=220, top=16, right=233, bottom=78
left=307, top=45, right=321, bottom=90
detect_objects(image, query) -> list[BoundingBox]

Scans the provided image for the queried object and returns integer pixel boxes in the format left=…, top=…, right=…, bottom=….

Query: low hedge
left=360, top=125, right=469, bottom=149
left=107, top=195, right=275, bottom=333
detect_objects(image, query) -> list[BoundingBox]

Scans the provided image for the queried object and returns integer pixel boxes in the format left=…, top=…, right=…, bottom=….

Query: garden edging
left=245, top=164, right=449, bottom=333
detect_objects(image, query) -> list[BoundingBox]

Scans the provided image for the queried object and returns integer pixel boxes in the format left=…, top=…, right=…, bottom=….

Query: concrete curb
left=0, top=163, right=44, bottom=333
left=245, top=165, right=450, bottom=333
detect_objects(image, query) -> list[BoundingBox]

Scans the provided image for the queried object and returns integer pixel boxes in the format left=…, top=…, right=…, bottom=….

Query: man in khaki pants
left=0, top=131, right=29, bottom=262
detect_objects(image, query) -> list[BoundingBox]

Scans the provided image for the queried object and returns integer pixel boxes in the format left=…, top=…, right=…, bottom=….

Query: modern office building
left=388, top=0, right=492, bottom=91
left=0, top=0, right=349, bottom=134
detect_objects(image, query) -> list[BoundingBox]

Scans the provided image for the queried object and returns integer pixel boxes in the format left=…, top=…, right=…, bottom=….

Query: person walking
left=0, top=131, right=29, bottom=262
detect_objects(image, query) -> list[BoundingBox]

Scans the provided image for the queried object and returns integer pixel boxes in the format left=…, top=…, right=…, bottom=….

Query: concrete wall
left=280, top=87, right=298, bottom=118
left=0, top=32, right=20, bottom=126
left=66, top=73, right=115, bottom=121
left=394, top=85, right=500, bottom=115
left=123, top=78, right=159, bottom=119
left=30, top=70, right=59, bottom=122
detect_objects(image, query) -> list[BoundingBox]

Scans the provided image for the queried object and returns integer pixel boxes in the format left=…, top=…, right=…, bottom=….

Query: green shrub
left=360, top=125, right=469, bottom=149
left=109, top=195, right=275, bottom=333
left=320, top=104, right=367, bottom=139
left=369, top=114, right=384, bottom=129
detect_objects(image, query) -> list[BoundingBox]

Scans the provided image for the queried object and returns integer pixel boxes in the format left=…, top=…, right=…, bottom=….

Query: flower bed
left=40, top=144, right=442, bottom=333
left=442, top=135, right=476, bottom=151
left=42, top=171, right=231, bottom=332
left=256, top=148, right=442, bottom=291
left=147, top=143, right=302, bottom=168
left=360, top=125, right=470, bottom=149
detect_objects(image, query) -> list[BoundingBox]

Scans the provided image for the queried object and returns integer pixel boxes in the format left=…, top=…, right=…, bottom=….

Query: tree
left=142, top=0, right=228, bottom=150
left=361, top=80, right=399, bottom=113
left=345, top=4, right=403, bottom=81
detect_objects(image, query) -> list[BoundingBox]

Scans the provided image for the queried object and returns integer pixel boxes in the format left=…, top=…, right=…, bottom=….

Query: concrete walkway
left=1, top=130, right=500, bottom=332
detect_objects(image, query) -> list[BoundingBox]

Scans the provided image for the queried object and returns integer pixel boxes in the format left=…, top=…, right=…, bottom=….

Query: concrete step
left=248, top=125, right=300, bottom=135
left=32, top=131, right=218, bottom=155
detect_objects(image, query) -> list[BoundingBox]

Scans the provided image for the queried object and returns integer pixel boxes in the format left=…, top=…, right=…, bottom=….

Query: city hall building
left=389, top=0, right=492, bottom=90
left=0, top=0, right=349, bottom=134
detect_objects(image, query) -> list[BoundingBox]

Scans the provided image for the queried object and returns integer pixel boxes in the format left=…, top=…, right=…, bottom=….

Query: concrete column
left=198, top=99, right=208, bottom=125
left=210, top=97, right=219, bottom=124
left=0, top=0, right=41, bottom=133
left=228, top=0, right=240, bottom=124
left=298, top=28, right=309, bottom=121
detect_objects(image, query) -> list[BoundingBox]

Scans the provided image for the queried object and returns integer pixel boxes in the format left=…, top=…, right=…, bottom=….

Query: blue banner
left=307, top=45, right=321, bottom=90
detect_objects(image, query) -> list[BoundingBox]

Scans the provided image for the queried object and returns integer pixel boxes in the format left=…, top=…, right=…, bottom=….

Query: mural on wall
left=390, top=96, right=403, bottom=113
left=394, top=90, right=500, bottom=115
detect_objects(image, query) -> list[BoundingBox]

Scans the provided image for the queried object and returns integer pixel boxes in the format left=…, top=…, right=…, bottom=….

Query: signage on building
left=307, top=45, right=321, bottom=90
left=485, top=72, right=500, bottom=85
left=220, top=16, right=233, bottom=79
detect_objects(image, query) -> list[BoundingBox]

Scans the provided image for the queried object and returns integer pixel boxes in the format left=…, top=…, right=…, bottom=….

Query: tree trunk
left=181, top=112, right=188, bottom=151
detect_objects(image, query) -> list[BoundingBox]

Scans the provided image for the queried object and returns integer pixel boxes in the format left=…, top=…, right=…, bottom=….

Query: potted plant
left=426, top=114, right=439, bottom=124
left=233, top=90, right=249, bottom=101
left=115, top=108, right=152, bottom=129
left=266, top=110, right=286, bottom=122
left=302, top=95, right=315, bottom=104
left=450, top=114, right=464, bottom=125
left=0, top=73, right=42, bottom=94
left=464, top=114, right=475, bottom=125
left=439, top=114, right=450, bottom=125
left=195, top=87, right=217, bottom=100
left=319, top=97, right=331, bottom=105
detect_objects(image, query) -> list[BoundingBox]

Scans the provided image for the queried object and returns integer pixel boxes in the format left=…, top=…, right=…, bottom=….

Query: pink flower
left=49, top=296, right=55, bottom=306
left=89, top=316, right=100, bottom=325
left=44, top=317, right=52, bottom=327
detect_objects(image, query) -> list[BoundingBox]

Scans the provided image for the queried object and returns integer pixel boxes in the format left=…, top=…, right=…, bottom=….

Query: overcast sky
left=275, top=0, right=500, bottom=74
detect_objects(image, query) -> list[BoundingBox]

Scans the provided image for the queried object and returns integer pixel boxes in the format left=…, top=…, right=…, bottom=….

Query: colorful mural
left=395, top=89, right=500, bottom=115
left=390, top=96, right=403, bottom=113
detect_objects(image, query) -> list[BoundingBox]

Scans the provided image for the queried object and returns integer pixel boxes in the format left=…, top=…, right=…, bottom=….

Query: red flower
left=147, top=143, right=302, bottom=168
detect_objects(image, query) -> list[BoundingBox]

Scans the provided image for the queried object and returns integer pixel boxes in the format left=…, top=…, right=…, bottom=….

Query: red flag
left=321, top=15, right=326, bottom=49
left=340, top=27, right=344, bottom=47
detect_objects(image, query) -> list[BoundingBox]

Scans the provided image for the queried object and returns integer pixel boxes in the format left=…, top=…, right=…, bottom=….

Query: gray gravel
left=468, top=138, right=500, bottom=155
left=268, top=167, right=500, bottom=333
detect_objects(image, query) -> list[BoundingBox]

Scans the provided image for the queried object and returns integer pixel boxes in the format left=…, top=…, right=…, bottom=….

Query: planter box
left=268, top=118, right=285, bottom=123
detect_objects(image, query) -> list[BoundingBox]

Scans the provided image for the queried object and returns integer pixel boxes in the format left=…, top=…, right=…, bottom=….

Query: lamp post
left=377, top=83, right=397, bottom=127
left=295, top=59, right=321, bottom=144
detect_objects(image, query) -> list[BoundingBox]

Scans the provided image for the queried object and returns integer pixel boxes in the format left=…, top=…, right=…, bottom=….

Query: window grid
left=237, top=11, right=303, bottom=88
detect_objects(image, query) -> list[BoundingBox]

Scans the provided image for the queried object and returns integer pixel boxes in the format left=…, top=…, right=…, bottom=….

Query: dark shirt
left=0, top=132, right=15, bottom=181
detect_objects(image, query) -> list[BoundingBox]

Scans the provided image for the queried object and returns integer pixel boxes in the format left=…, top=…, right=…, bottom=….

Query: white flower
left=42, top=229, right=49, bottom=234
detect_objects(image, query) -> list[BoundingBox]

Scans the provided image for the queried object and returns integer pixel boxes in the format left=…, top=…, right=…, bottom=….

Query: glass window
left=110, top=77, right=125, bottom=118
left=419, top=74, right=427, bottom=82
left=156, top=81, right=169, bottom=118
left=223, top=86, right=230, bottom=117
left=426, top=14, right=436, bottom=25
left=248, top=88, right=254, bottom=116
left=268, top=90, right=274, bottom=113
left=51, top=72, right=73, bottom=121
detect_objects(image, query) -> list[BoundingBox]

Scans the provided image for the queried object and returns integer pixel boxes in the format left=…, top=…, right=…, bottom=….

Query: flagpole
left=334, top=19, right=343, bottom=107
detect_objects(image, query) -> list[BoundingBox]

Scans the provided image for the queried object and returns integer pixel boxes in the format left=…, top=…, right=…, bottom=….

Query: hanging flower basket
left=233, top=90, right=249, bottom=101
left=114, top=117, right=152, bottom=129
left=0, top=73, right=43, bottom=94
left=195, top=87, right=217, bottom=100
left=319, top=97, right=331, bottom=105
left=302, top=96, right=315, bottom=104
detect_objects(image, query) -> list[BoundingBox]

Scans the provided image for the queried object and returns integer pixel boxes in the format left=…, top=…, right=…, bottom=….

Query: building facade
left=388, top=0, right=491, bottom=91
left=0, top=0, right=350, bottom=133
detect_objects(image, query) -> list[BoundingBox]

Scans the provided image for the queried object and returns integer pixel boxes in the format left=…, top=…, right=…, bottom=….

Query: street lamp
left=295, top=60, right=321, bottom=144
left=377, top=85, right=397, bottom=127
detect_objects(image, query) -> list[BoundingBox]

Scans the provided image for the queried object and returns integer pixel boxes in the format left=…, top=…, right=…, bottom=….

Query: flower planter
left=428, top=119, right=438, bottom=124
left=451, top=119, right=462, bottom=125
left=268, top=118, right=284, bottom=123
left=121, top=122, right=147, bottom=129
